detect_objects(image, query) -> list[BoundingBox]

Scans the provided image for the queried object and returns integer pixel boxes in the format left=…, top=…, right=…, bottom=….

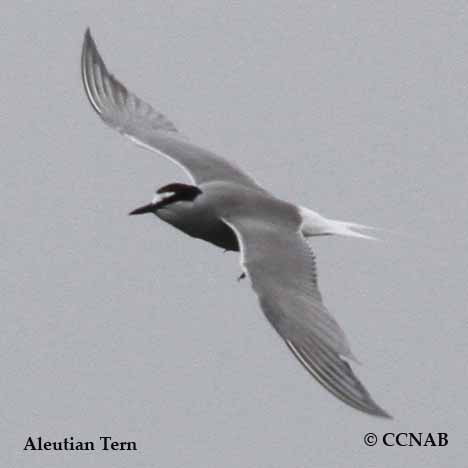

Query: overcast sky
left=2, top=1, right=468, bottom=466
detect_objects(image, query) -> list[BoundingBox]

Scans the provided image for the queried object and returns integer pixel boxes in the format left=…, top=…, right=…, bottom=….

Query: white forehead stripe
left=152, top=192, right=174, bottom=204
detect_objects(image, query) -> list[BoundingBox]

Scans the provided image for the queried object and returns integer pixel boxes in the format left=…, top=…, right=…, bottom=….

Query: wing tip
left=286, top=339, right=392, bottom=419
left=82, top=27, right=95, bottom=59
left=81, top=27, right=105, bottom=116
left=83, top=27, right=96, bottom=52
left=361, top=398, right=393, bottom=419
left=374, top=407, right=393, bottom=419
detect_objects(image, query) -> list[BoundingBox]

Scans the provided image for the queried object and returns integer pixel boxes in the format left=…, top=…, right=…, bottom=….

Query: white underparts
left=299, top=207, right=378, bottom=241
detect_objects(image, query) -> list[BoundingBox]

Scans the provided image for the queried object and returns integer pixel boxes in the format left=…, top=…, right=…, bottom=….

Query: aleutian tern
left=81, top=29, right=391, bottom=418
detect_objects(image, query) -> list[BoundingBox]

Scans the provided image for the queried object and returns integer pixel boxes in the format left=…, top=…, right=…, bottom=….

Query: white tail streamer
left=299, top=207, right=379, bottom=241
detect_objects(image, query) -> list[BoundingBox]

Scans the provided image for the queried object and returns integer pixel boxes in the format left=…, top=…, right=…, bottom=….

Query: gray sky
left=2, top=1, right=468, bottom=466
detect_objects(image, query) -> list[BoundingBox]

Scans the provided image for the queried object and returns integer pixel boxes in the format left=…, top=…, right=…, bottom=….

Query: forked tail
left=325, top=220, right=379, bottom=240
left=299, top=207, right=379, bottom=241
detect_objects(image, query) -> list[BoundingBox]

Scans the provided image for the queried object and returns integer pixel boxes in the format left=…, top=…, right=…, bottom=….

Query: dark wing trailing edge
left=284, top=339, right=391, bottom=418
left=81, top=28, right=263, bottom=189
left=223, top=211, right=391, bottom=419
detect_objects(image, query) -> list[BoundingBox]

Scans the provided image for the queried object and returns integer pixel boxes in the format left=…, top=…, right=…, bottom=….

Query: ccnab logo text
left=383, top=433, right=448, bottom=447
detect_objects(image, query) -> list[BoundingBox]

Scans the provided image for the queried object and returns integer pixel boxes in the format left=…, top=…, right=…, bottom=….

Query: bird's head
left=129, top=183, right=202, bottom=215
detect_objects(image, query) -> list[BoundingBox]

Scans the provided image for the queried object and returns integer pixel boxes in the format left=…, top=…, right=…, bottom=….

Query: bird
left=81, top=28, right=391, bottom=419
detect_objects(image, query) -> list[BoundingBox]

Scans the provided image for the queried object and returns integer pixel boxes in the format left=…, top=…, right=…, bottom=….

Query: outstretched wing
left=81, top=29, right=262, bottom=189
left=223, top=212, right=391, bottom=418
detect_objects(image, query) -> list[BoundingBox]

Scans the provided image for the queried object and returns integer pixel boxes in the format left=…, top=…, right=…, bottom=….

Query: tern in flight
left=81, top=29, right=391, bottom=418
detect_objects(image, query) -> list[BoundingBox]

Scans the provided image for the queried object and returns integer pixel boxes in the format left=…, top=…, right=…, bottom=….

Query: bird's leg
left=237, top=272, right=246, bottom=281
